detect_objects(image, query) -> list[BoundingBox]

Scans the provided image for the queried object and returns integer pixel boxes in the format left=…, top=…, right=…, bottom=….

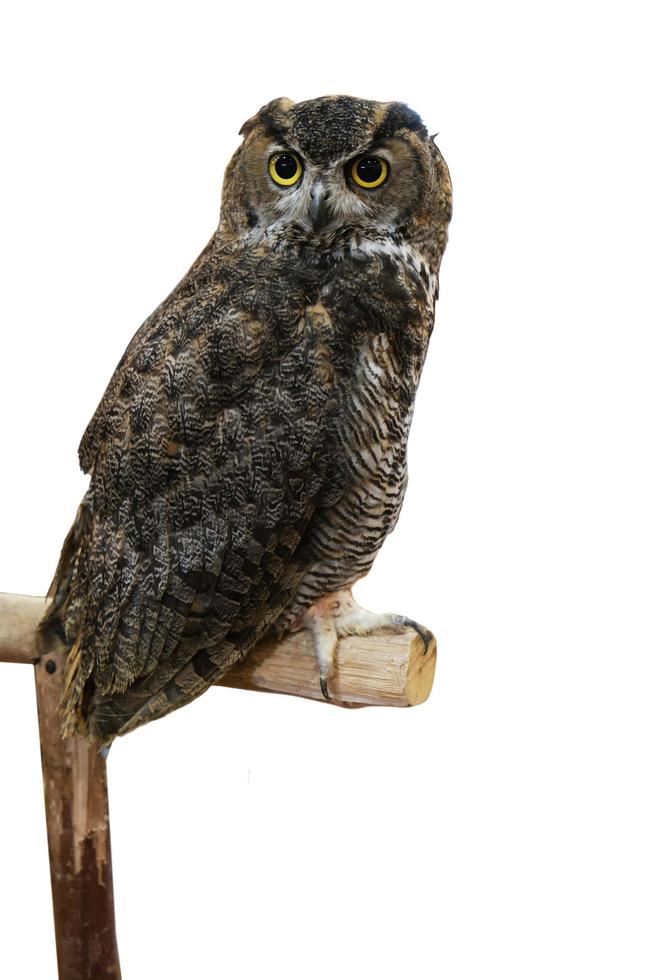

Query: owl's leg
left=299, top=589, right=433, bottom=700
left=302, top=596, right=339, bottom=699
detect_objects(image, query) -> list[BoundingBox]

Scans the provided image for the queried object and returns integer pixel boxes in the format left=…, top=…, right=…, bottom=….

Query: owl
left=41, top=95, right=452, bottom=746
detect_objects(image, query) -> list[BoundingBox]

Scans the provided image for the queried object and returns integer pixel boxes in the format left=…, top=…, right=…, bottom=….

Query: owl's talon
left=400, top=618, right=433, bottom=654
left=301, top=590, right=435, bottom=696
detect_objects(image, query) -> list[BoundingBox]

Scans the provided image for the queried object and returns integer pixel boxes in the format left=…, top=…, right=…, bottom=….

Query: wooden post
left=0, top=591, right=436, bottom=979
left=34, top=640, right=122, bottom=980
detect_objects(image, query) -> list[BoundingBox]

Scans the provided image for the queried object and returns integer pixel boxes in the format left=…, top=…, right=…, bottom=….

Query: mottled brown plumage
left=41, top=95, right=452, bottom=744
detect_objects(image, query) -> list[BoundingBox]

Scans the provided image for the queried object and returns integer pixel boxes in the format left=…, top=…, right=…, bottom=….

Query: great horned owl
left=42, top=95, right=452, bottom=745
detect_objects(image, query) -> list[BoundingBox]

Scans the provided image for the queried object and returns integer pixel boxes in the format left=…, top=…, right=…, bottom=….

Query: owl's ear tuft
left=239, top=97, right=295, bottom=138
left=375, top=103, right=429, bottom=142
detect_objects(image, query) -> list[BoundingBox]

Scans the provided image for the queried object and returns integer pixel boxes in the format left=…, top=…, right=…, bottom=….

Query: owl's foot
left=299, top=589, right=433, bottom=700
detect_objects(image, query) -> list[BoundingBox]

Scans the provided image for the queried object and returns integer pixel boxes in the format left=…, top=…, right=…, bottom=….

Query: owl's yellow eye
left=268, top=152, right=303, bottom=187
left=350, top=156, right=389, bottom=189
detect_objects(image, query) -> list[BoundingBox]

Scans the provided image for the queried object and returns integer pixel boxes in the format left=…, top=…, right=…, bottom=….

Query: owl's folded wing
left=43, top=282, right=332, bottom=743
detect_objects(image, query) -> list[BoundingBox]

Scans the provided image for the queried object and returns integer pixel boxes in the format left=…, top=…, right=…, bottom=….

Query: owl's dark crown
left=245, top=95, right=428, bottom=167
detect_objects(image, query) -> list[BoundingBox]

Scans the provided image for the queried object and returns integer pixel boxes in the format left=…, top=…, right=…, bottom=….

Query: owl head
left=219, top=95, right=451, bottom=266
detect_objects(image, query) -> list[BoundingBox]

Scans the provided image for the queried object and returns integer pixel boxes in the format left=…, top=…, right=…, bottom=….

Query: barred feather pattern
left=41, top=95, right=452, bottom=744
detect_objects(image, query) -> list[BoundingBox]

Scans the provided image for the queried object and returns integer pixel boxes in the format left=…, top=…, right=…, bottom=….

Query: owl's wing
left=45, top=270, right=331, bottom=743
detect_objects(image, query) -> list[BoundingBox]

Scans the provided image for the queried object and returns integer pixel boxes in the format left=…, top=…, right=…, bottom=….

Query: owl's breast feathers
left=43, top=235, right=435, bottom=743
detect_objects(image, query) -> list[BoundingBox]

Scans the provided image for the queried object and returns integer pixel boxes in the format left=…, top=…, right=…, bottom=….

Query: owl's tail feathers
left=84, top=634, right=251, bottom=745
left=84, top=690, right=162, bottom=745
left=59, top=634, right=94, bottom=739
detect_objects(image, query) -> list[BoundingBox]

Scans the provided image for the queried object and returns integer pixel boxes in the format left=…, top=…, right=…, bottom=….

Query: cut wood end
left=406, top=631, right=438, bottom=707
left=0, top=593, right=437, bottom=709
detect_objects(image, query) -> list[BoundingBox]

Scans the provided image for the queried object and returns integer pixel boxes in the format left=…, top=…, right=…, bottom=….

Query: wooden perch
left=223, top=628, right=435, bottom=706
left=0, top=590, right=436, bottom=980
left=0, top=592, right=437, bottom=706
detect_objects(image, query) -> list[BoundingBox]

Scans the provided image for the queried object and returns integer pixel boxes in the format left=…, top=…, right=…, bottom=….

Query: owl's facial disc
left=222, top=96, right=450, bottom=248
left=241, top=138, right=411, bottom=239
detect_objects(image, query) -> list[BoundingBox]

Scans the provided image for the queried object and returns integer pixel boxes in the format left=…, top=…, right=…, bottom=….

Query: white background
left=0, top=2, right=652, bottom=978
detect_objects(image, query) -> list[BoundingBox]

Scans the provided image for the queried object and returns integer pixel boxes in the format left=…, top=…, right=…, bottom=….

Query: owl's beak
left=309, top=181, right=331, bottom=233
